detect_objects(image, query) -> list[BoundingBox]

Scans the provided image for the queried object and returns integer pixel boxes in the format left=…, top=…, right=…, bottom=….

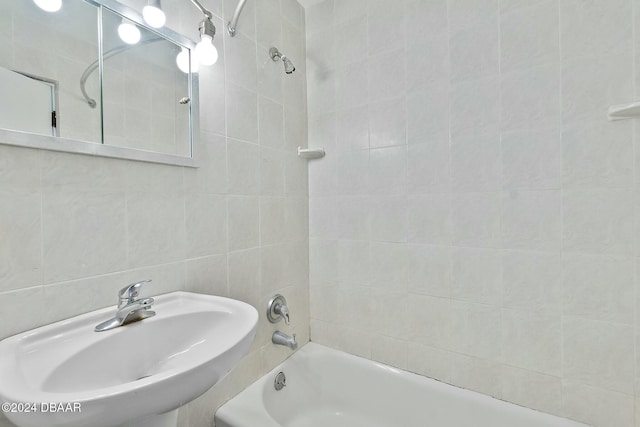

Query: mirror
left=101, top=7, right=192, bottom=157
left=0, top=0, right=102, bottom=142
left=0, top=0, right=198, bottom=166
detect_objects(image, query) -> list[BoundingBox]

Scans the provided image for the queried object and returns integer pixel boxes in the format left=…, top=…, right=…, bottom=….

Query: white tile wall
left=0, top=1, right=308, bottom=427
left=306, top=0, right=640, bottom=425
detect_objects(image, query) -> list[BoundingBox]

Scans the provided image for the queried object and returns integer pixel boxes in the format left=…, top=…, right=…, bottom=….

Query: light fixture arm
left=189, top=0, right=213, bottom=19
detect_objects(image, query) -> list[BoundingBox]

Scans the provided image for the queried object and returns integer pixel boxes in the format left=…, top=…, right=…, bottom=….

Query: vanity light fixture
left=171, top=0, right=219, bottom=72
left=33, top=0, right=62, bottom=12
left=186, top=0, right=219, bottom=67
left=195, top=16, right=218, bottom=66
left=174, top=1, right=219, bottom=73
left=142, top=0, right=166, bottom=29
left=118, top=18, right=141, bottom=45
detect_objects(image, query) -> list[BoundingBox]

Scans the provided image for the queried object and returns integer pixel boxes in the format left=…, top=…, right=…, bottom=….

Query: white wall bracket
left=298, top=147, right=325, bottom=159
left=608, top=101, right=640, bottom=121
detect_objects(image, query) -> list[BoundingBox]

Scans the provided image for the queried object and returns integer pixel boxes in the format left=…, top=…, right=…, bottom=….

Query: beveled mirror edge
left=0, top=0, right=201, bottom=168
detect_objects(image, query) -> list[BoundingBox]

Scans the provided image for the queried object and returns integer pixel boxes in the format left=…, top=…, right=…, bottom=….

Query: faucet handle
left=278, top=303, right=290, bottom=325
left=267, top=294, right=291, bottom=324
left=118, top=279, right=151, bottom=307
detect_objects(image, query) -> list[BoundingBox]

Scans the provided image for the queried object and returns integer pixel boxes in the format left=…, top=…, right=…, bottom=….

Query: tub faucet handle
left=278, top=303, right=290, bottom=325
left=267, top=294, right=291, bottom=325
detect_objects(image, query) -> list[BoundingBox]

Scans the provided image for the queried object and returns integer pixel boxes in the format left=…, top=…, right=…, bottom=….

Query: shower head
left=282, top=56, right=296, bottom=74
left=269, top=47, right=296, bottom=74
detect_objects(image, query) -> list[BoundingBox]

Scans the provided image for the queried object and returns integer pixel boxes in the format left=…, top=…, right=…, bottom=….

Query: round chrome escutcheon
left=274, top=371, right=286, bottom=391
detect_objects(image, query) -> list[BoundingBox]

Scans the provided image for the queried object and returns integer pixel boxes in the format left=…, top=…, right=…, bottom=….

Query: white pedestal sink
left=0, top=292, right=258, bottom=427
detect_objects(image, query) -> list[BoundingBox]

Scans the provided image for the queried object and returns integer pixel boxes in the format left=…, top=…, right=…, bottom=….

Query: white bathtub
left=215, top=343, right=588, bottom=427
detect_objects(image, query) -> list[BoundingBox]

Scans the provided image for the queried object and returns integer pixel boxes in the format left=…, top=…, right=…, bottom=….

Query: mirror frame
left=0, top=0, right=199, bottom=168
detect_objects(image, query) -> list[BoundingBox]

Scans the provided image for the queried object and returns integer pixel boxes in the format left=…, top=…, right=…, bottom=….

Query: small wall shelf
left=608, top=101, right=640, bottom=121
left=298, top=147, right=325, bottom=159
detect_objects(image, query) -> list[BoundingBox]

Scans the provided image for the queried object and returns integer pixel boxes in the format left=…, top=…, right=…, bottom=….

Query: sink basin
left=0, top=291, right=258, bottom=427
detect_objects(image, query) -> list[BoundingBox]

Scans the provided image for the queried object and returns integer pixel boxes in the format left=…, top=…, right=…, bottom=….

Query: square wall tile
left=562, top=381, right=634, bottom=427
left=185, top=194, right=227, bottom=258
left=450, top=300, right=502, bottom=360
left=500, top=190, right=562, bottom=252
left=562, top=53, right=633, bottom=125
left=450, top=77, right=500, bottom=133
left=563, top=316, right=634, bottom=394
left=502, top=250, right=561, bottom=313
left=0, top=189, right=42, bottom=292
left=499, top=0, right=559, bottom=72
left=406, top=294, right=452, bottom=349
left=227, top=196, right=260, bottom=251
left=500, top=63, right=561, bottom=132
left=407, top=137, right=451, bottom=194
left=501, top=366, right=562, bottom=416
left=407, top=244, right=451, bottom=298
left=367, top=0, right=405, bottom=55
left=405, top=0, right=448, bottom=41
left=407, top=194, right=452, bottom=245
left=449, top=25, right=499, bottom=83
left=452, top=192, right=501, bottom=248
left=407, top=342, right=452, bottom=383
left=451, top=130, right=501, bottom=192
left=407, top=87, right=449, bottom=145
left=44, top=190, right=127, bottom=282
left=501, top=128, right=561, bottom=190
left=451, top=353, right=502, bottom=399
left=560, top=0, right=632, bottom=60
left=502, top=309, right=561, bottom=376
left=451, top=247, right=501, bottom=305
left=563, top=254, right=633, bottom=324
left=126, top=192, right=185, bottom=268
left=562, top=120, right=633, bottom=189
left=370, top=196, right=408, bottom=243
left=563, top=189, right=633, bottom=256
left=369, top=98, right=407, bottom=149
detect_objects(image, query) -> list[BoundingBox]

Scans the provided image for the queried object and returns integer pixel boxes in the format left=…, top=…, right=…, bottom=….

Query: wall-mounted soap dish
left=608, top=101, right=640, bottom=121
left=298, top=146, right=325, bottom=159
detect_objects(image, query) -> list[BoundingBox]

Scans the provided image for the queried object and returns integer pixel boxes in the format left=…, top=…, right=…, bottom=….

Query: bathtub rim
left=214, top=342, right=588, bottom=427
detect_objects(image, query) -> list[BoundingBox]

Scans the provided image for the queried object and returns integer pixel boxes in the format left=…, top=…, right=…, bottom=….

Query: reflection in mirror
left=0, top=68, right=58, bottom=137
left=0, top=0, right=101, bottom=142
left=0, top=0, right=199, bottom=165
left=99, top=7, right=192, bottom=157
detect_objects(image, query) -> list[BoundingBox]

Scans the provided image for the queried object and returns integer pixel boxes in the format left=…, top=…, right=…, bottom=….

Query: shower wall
left=305, top=0, right=638, bottom=426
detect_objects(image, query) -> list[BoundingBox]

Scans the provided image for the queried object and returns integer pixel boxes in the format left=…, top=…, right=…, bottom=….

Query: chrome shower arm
left=227, top=0, right=248, bottom=37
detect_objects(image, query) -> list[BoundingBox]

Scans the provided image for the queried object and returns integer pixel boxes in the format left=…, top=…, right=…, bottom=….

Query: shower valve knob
left=267, top=294, right=290, bottom=324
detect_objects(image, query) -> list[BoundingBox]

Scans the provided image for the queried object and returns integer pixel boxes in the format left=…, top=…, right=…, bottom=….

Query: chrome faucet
left=95, top=280, right=156, bottom=332
left=272, top=331, right=297, bottom=350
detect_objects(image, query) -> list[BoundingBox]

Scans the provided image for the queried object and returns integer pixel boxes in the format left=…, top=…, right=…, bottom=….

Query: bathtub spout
left=272, top=331, right=297, bottom=350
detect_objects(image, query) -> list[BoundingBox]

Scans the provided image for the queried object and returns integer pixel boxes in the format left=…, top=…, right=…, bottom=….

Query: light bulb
left=118, top=21, right=141, bottom=45
left=195, top=35, right=218, bottom=66
left=176, top=48, right=198, bottom=74
left=142, top=1, right=166, bottom=28
left=33, top=0, right=62, bottom=12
